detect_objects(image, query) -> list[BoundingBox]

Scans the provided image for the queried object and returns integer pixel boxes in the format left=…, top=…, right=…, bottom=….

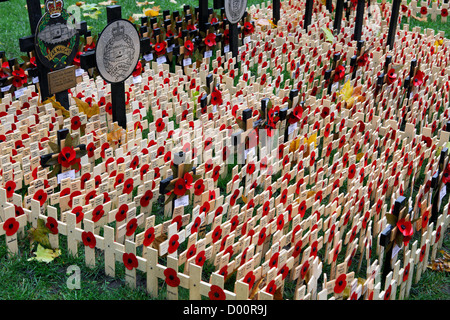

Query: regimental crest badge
left=35, top=0, right=79, bottom=70
left=224, top=0, right=247, bottom=24
left=95, top=19, right=141, bottom=84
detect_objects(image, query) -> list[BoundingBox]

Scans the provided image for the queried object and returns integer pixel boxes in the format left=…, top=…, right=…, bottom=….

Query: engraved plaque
left=95, top=19, right=141, bottom=84
left=224, top=0, right=247, bottom=24
left=47, top=65, right=76, bottom=94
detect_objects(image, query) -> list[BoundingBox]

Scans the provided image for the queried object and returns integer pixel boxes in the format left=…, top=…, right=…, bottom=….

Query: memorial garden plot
left=0, top=0, right=449, bottom=300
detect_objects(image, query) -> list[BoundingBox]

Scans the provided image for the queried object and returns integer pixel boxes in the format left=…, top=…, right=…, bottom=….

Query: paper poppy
left=14, top=204, right=24, bottom=217
left=442, top=8, right=448, bottom=17
left=229, top=189, right=240, bottom=207
left=155, top=118, right=165, bottom=132
left=82, top=231, right=96, bottom=249
left=195, top=250, right=206, bottom=266
left=123, top=178, right=134, bottom=195
left=300, top=260, right=310, bottom=279
left=257, top=227, right=267, bottom=246
left=212, top=225, right=222, bottom=243
left=45, top=217, right=58, bottom=235
left=413, top=70, right=424, bottom=87
left=123, top=252, right=138, bottom=270
left=421, top=210, right=430, bottom=229
left=33, top=189, right=48, bottom=206
left=204, top=33, right=217, bottom=48
left=4, top=180, right=16, bottom=198
left=164, top=267, right=180, bottom=287
left=71, top=116, right=81, bottom=131
left=207, top=284, right=226, bottom=300
left=58, top=146, right=77, bottom=168
left=420, top=6, right=427, bottom=15
left=139, top=189, right=153, bottom=208
left=71, top=206, right=84, bottom=224
left=197, top=200, right=210, bottom=215
left=397, top=218, right=413, bottom=237
left=211, top=88, right=223, bottom=106
left=168, top=234, right=179, bottom=254
left=334, top=273, right=347, bottom=294
left=91, top=205, right=105, bottom=223
left=242, top=271, right=255, bottom=290
left=334, top=65, right=345, bottom=82
left=193, top=179, right=205, bottom=196
left=3, top=217, right=19, bottom=236
left=125, top=218, right=138, bottom=237
left=155, top=41, right=167, bottom=55
left=269, top=252, right=279, bottom=269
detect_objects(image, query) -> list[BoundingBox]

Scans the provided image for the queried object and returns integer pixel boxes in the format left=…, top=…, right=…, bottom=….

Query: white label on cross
left=174, top=195, right=189, bottom=208
left=57, top=169, right=76, bottom=184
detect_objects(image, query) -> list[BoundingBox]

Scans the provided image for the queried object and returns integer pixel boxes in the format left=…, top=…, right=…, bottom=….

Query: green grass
left=1, top=0, right=450, bottom=301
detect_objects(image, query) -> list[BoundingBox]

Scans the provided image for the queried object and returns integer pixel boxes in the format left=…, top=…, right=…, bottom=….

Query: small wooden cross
left=40, top=128, right=87, bottom=178
left=324, top=52, right=344, bottom=96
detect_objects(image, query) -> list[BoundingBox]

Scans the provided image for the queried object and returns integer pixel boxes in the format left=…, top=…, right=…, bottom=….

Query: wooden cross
left=324, top=52, right=343, bottom=96
left=379, top=196, right=407, bottom=280
left=350, top=40, right=366, bottom=80
left=40, top=128, right=87, bottom=178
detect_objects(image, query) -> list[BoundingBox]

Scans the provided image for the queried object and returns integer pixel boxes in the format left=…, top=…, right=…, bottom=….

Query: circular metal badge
left=95, top=19, right=141, bottom=84
left=224, top=0, right=247, bottom=24
left=35, top=1, right=79, bottom=70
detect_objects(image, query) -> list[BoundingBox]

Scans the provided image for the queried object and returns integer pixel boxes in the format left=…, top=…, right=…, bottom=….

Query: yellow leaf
left=339, top=80, right=354, bottom=102
left=27, top=244, right=61, bottom=263
left=107, top=124, right=124, bottom=145
left=304, top=133, right=317, bottom=148
left=43, top=96, right=70, bottom=119
left=356, top=152, right=364, bottom=162
left=307, top=190, right=316, bottom=198
left=241, top=195, right=248, bottom=204
left=73, top=97, right=99, bottom=119
left=289, top=138, right=300, bottom=153
left=27, top=219, right=52, bottom=249
left=144, top=6, right=160, bottom=17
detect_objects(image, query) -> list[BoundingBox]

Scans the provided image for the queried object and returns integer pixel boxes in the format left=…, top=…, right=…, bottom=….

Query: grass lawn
left=0, top=0, right=449, bottom=301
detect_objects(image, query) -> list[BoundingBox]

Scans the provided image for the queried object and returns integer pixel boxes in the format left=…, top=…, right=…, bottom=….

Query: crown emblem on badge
left=46, top=0, right=64, bottom=18
left=112, top=24, right=125, bottom=38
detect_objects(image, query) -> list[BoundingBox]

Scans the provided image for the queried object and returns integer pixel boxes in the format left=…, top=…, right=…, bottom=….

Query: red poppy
left=71, top=206, right=84, bottom=224
left=384, top=284, right=392, bottom=300
left=421, top=210, right=430, bottom=229
left=86, top=142, right=96, bottom=158
left=195, top=250, right=206, bottom=266
left=58, top=146, right=77, bottom=168
left=91, top=205, right=104, bottom=223
left=125, top=218, right=138, bottom=237
left=420, top=6, right=427, bottom=15
left=208, top=285, right=226, bottom=300
left=14, top=204, right=24, bottom=217
left=82, top=231, right=96, bottom=249
left=397, top=218, right=413, bottom=237
left=33, top=189, right=48, bottom=206
left=212, top=225, right=222, bottom=243
left=265, top=280, right=277, bottom=295
left=71, top=116, right=81, bottom=131
left=243, top=22, right=254, bottom=35
left=155, top=118, right=165, bottom=132
left=269, top=252, right=279, bottom=269
left=413, top=70, right=424, bottom=87
left=229, top=189, right=240, bottom=207
left=204, top=33, right=217, bottom=47
left=184, top=40, right=194, bottom=56
left=300, top=260, right=310, bottom=279
left=194, top=179, right=205, bottom=196
left=257, top=227, right=267, bottom=246
left=310, top=240, right=319, bottom=258
left=45, top=217, right=58, bottom=234
left=3, top=217, right=19, bottom=236
left=139, top=190, right=153, bottom=208
left=123, top=178, right=134, bottom=195
left=292, top=241, right=302, bottom=260
left=442, top=8, right=448, bottom=17
left=164, top=267, right=180, bottom=287
left=211, top=88, right=223, bottom=106
left=334, top=65, right=345, bottom=82
left=123, top=252, right=138, bottom=270
left=334, top=273, right=347, bottom=294
left=403, top=263, right=410, bottom=282
left=168, top=234, right=179, bottom=254
left=4, top=180, right=16, bottom=198
left=155, top=41, right=167, bottom=55
left=200, top=201, right=210, bottom=215
left=242, top=271, right=255, bottom=290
